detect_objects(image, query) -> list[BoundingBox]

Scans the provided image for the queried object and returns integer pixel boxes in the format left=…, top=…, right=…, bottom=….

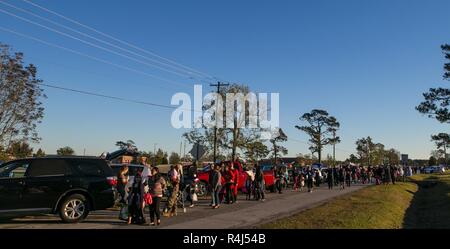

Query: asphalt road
left=0, top=184, right=367, bottom=229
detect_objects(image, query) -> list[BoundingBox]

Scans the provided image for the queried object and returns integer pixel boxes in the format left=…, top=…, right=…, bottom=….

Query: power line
left=0, top=26, right=190, bottom=91
left=21, top=0, right=217, bottom=81
left=0, top=0, right=212, bottom=83
left=0, top=7, right=204, bottom=85
left=37, top=82, right=203, bottom=113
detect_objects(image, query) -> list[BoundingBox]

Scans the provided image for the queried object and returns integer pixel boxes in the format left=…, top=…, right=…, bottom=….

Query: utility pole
left=210, top=81, right=229, bottom=163
left=153, top=143, right=157, bottom=166
left=332, top=130, right=336, bottom=167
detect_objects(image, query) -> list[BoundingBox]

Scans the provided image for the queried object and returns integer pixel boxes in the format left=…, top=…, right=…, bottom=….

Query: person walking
left=163, top=165, right=180, bottom=217
left=127, top=170, right=146, bottom=225
left=223, top=163, right=235, bottom=204
left=117, top=165, right=129, bottom=204
left=327, top=168, right=333, bottom=190
left=231, top=162, right=240, bottom=204
left=147, top=167, right=166, bottom=226
left=390, top=165, right=397, bottom=185
left=339, top=166, right=345, bottom=189
left=210, top=164, right=222, bottom=209
left=185, top=163, right=197, bottom=208
left=306, top=168, right=314, bottom=193
left=384, top=165, right=392, bottom=185
left=345, top=167, right=351, bottom=188
left=254, top=164, right=266, bottom=201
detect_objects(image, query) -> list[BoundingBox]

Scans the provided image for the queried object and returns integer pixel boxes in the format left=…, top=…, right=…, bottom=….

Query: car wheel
left=196, top=182, right=208, bottom=197
left=59, top=194, right=90, bottom=223
left=269, top=184, right=276, bottom=193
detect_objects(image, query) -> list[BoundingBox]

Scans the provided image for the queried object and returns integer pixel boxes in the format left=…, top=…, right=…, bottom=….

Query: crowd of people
left=114, top=158, right=417, bottom=226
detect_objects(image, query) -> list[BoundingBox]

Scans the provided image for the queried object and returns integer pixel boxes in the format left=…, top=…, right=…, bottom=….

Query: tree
left=169, top=152, right=181, bottom=164
left=0, top=43, right=46, bottom=148
left=385, top=148, right=400, bottom=165
left=429, top=156, right=437, bottom=166
left=8, top=141, right=33, bottom=159
left=295, top=109, right=340, bottom=164
left=0, top=146, right=8, bottom=162
left=371, top=143, right=386, bottom=165
left=115, top=140, right=136, bottom=150
left=244, top=140, right=269, bottom=164
left=355, top=136, right=376, bottom=166
left=347, top=154, right=359, bottom=164
left=270, top=128, right=288, bottom=164
left=154, top=148, right=168, bottom=165
left=296, top=153, right=317, bottom=166
left=416, top=44, right=450, bottom=123
left=33, top=148, right=45, bottom=157
left=431, top=133, right=450, bottom=163
left=57, top=146, right=75, bottom=156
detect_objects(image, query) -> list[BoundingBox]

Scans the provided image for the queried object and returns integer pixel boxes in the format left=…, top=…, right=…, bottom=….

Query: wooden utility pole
left=209, top=82, right=229, bottom=163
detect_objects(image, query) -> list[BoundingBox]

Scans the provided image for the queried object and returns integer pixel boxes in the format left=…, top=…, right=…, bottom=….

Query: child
left=299, top=173, right=305, bottom=192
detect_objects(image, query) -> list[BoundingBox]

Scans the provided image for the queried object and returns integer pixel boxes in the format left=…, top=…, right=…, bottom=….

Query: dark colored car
left=0, top=157, right=117, bottom=223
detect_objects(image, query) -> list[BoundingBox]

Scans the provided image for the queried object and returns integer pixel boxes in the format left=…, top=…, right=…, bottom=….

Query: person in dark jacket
left=384, top=165, right=392, bottom=185
left=254, top=164, right=266, bottom=201
left=390, top=165, right=396, bottom=185
left=147, top=167, right=166, bottom=226
left=339, top=167, right=345, bottom=189
left=223, top=163, right=235, bottom=204
left=127, top=170, right=146, bottom=225
left=306, top=168, right=314, bottom=193
left=210, top=164, right=222, bottom=209
left=327, top=168, right=334, bottom=190
left=345, top=167, right=351, bottom=188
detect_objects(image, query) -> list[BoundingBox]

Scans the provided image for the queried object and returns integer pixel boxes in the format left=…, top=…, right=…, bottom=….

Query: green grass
left=260, top=173, right=450, bottom=229
left=403, top=173, right=450, bottom=229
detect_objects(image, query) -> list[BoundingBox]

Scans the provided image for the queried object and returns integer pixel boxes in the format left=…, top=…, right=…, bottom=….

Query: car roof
left=110, top=163, right=144, bottom=167
left=5, top=156, right=102, bottom=163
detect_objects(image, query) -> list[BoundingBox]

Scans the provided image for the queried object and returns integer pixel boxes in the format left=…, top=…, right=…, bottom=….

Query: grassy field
left=260, top=173, right=450, bottom=229
left=403, top=173, right=450, bottom=228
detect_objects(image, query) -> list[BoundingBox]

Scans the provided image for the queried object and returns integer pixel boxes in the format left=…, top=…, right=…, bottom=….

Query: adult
left=127, top=170, right=146, bottom=225
left=147, top=167, right=166, bottom=226
left=223, top=163, right=235, bottom=204
left=327, top=168, right=333, bottom=190
left=231, top=161, right=240, bottom=204
left=210, top=164, right=222, bottom=209
left=254, top=164, right=266, bottom=201
left=163, top=165, right=181, bottom=217
left=390, top=165, right=397, bottom=185
left=117, top=165, right=129, bottom=204
left=306, top=167, right=314, bottom=193
left=384, top=165, right=392, bottom=185
left=338, top=166, right=345, bottom=189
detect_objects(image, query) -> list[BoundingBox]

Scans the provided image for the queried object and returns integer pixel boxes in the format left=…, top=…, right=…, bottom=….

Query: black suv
left=0, top=157, right=117, bottom=223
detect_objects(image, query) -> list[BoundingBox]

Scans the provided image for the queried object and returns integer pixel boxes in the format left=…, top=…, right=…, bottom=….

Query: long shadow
left=403, top=174, right=450, bottom=229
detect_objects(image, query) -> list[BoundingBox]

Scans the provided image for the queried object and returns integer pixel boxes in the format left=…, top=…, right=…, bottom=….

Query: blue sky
left=0, top=0, right=449, bottom=160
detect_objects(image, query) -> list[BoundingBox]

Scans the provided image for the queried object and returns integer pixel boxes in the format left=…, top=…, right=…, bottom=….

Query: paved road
left=0, top=184, right=367, bottom=229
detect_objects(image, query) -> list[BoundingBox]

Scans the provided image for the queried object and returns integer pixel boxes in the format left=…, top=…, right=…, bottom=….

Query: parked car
left=0, top=157, right=117, bottom=223
left=197, top=161, right=248, bottom=193
left=424, top=166, right=441, bottom=174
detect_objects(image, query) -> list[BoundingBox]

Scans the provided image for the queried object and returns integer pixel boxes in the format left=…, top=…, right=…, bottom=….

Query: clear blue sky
left=0, top=0, right=449, bottom=160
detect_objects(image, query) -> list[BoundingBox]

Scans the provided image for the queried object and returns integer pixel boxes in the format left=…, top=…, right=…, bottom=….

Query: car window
left=73, top=161, right=105, bottom=176
left=0, top=161, right=30, bottom=178
left=26, top=160, right=71, bottom=177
